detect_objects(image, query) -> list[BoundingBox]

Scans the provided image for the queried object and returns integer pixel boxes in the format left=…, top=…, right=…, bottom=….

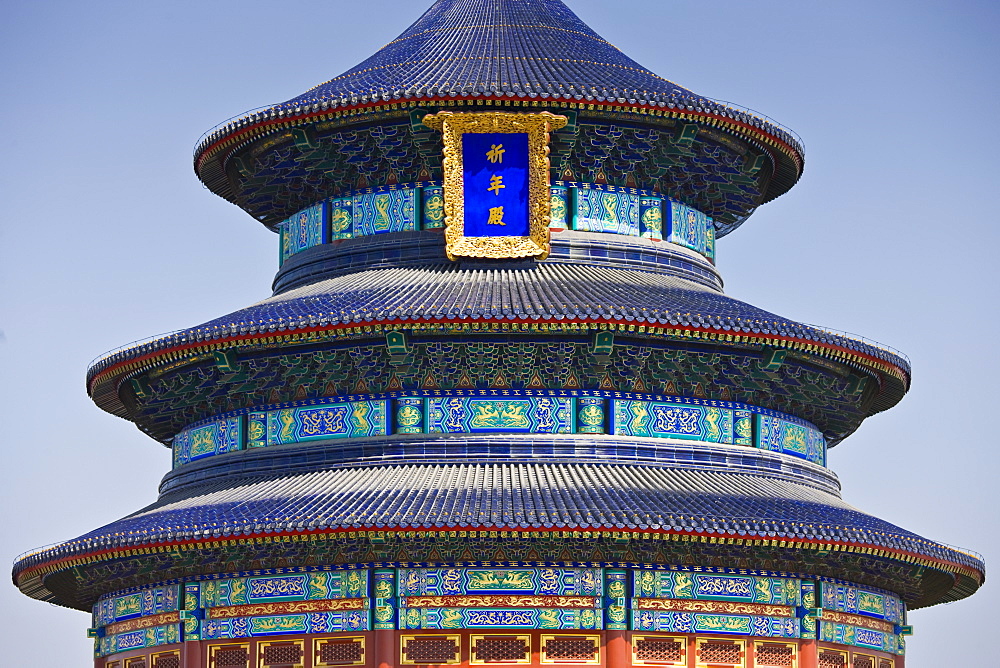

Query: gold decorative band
left=208, top=597, right=366, bottom=619
left=634, top=598, right=793, bottom=617
left=404, top=595, right=597, bottom=609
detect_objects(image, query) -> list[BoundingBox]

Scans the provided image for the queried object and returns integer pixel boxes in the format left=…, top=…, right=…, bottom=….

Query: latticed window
left=698, top=641, right=741, bottom=665
left=543, top=637, right=598, bottom=662
left=755, top=644, right=793, bottom=667
left=126, top=660, right=147, bottom=668
left=473, top=636, right=529, bottom=663
left=851, top=656, right=874, bottom=668
left=878, top=660, right=893, bottom=668
left=402, top=636, right=460, bottom=664
left=214, top=647, right=250, bottom=668
left=818, top=652, right=846, bottom=668
left=319, top=639, right=365, bottom=665
left=635, top=638, right=684, bottom=663
left=263, top=643, right=303, bottom=667
left=153, top=655, right=181, bottom=668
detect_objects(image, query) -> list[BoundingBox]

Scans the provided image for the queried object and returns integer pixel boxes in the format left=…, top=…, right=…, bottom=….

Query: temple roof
left=42, top=463, right=921, bottom=549
left=13, top=460, right=984, bottom=609
left=283, top=0, right=696, bottom=107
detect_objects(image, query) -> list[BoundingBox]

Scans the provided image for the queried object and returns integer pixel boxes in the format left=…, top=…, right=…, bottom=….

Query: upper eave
left=192, top=0, right=803, bottom=229
left=193, top=96, right=804, bottom=226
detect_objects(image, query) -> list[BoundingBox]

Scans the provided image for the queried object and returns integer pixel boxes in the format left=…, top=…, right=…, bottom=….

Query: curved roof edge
left=193, top=96, right=804, bottom=212
left=13, top=464, right=985, bottom=607
left=84, top=266, right=910, bottom=429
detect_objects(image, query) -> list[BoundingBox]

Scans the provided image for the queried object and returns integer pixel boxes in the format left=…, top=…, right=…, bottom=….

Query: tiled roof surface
left=34, top=463, right=981, bottom=574
left=284, top=0, right=696, bottom=107
left=193, top=0, right=801, bottom=162
left=187, top=264, right=908, bottom=375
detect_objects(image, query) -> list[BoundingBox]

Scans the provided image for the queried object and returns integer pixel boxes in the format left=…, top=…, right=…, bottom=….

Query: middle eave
left=86, top=264, right=909, bottom=441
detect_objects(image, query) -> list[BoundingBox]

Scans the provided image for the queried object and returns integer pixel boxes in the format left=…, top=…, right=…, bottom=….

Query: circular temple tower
left=13, top=1, right=983, bottom=668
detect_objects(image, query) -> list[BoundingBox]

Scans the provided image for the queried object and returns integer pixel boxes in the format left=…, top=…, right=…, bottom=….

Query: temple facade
left=13, top=1, right=983, bottom=667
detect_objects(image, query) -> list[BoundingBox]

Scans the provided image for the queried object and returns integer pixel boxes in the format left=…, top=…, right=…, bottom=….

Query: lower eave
left=13, top=526, right=983, bottom=611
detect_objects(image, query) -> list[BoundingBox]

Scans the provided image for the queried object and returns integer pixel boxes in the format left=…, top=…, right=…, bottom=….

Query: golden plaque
left=422, top=111, right=567, bottom=260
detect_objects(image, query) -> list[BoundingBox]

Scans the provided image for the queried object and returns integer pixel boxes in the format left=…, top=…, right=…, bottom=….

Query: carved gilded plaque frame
left=422, top=111, right=567, bottom=260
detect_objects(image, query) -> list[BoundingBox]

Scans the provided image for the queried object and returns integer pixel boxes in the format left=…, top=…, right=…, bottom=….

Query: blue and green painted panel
left=757, top=415, right=826, bottom=466
left=94, top=585, right=181, bottom=626
left=373, top=569, right=396, bottom=631
left=733, top=410, right=754, bottom=446
left=633, top=610, right=798, bottom=638
left=183, top=583, right=201, bottom=641
left=200, top=571, right=368, bottom=608
left=274, top=184, right=724, bottom=267
left=573, top=188, right=640, bottom=236
left=820, top=621, right=900, bottom=654
left=667, top=200, right=715, bottom=260
left=398, top=568, right=602, bottom=596
left=640, top=197, right=663, bottom=240
left=279, top=202, right=329, bottom=264
left=821, top=583, right=903, bottom=623
left=800, top=580, right=818, bottom=640
left=245, top=400, right=388, bottom=449
left=98, top=624, right=181, bottom=656
left=173, top=417, right=243, bottom=467
left=200, top=610, right=368, bottom=640
left=396, top=565, right=605, bottom=630
left=353, top=188, right=418, bottom=236
left=549, top=185, right=570, bottom=229
left=329, top=197, right=354, bottom=240
left=577, top=397, right=606, bottom=434
left=422, top=186, right=445, bottom=229
left=426, top=397, right=574, bottom=434
left=633, top=571, right=799, bottom=606
left=174, top=392, right=825, bottom=467
left=395, top=397, right=425, bottom=434
left=604, top=569, right=628, bottom=630
left=612, top=400, right=734, bottom=443
left=399, top=607, right=601, bottom=630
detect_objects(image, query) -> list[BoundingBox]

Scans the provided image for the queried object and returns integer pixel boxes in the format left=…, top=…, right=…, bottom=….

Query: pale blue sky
left=1, top=1, right=996, bottom=665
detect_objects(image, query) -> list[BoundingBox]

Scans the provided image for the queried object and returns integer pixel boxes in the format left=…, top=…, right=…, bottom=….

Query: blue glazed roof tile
left=283, top=0, right=695, bottom=107
left=22, top=462, right=982, bottom=578
left=161, top=264, right=909, bottom=376
left=194, top=0, right=802, bottom=161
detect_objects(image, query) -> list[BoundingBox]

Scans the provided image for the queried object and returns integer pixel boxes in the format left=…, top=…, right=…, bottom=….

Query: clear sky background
left=1, top=1, right=996, bottom=665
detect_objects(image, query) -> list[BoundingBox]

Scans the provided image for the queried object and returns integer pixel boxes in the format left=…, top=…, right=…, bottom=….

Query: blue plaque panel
left=279, top=201, right=329, bottom=264
left=462, top=132, right=529, bottom=237
left=573, top=188, right=640, bottom=236
left=353, top=188, right=418, bottom=236
left=549, top=185, right=570, bottom=229
left=422, top=186, right=445, bottom=229
left=329, top=196, right=354, bottom=240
